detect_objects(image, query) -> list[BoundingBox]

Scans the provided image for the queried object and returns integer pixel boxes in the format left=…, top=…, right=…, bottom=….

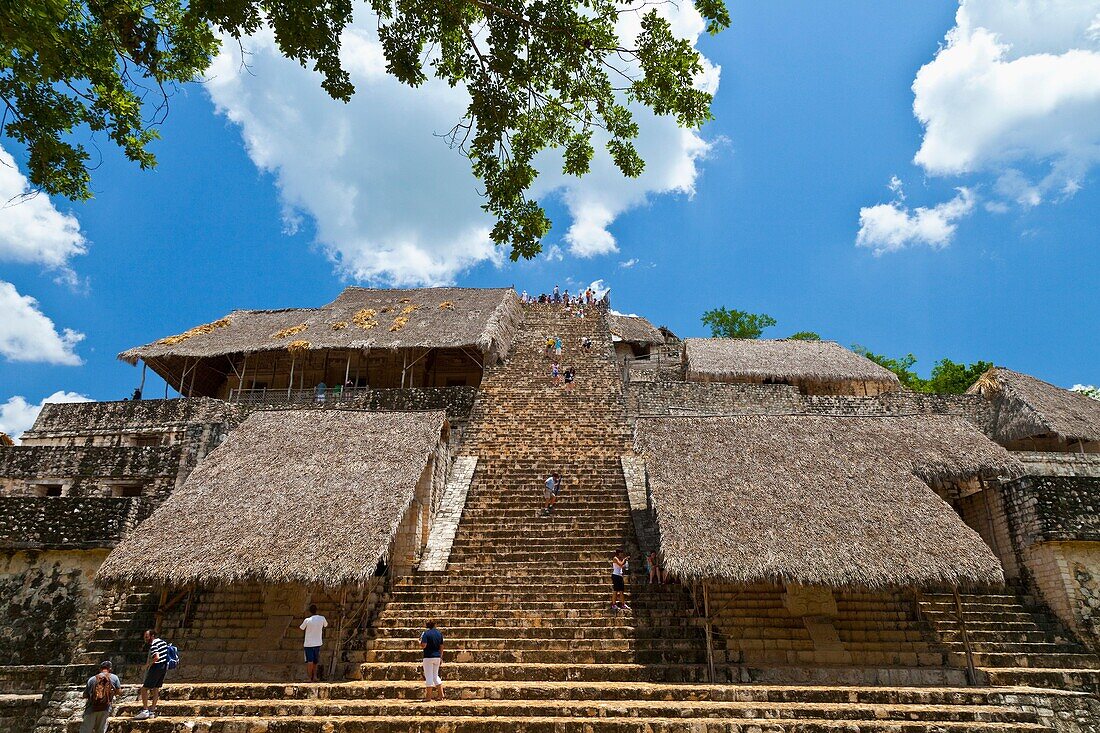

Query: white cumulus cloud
left=0, top=390, right=92, bottom=444
left=0, top=280, right=84, bottom=365
left=204, top=7, right=718, bottom=284
left=0, top=144, right=87, bottom=283
left=912, top=0, right=1100, bottom=203
left=856, top=186, right=975, bottom=254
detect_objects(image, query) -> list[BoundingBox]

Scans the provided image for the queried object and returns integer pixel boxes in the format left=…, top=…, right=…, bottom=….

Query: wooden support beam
left=953, top=585, right=977, bottom=685
left=703, top=581, right=716, bottom=683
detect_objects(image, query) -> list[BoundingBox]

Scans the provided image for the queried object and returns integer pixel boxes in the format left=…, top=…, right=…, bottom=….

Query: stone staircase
left=74, top=588, right=159, bottom=675
left=919, top=588, right=1100, bottom=693
left=706, top=585, right=963, bottom=685
left=92, top=303, right=1083, bottom=731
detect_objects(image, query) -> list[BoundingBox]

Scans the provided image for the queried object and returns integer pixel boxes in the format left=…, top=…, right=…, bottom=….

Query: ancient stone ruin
left=3, top=286, right=1100, bottom=731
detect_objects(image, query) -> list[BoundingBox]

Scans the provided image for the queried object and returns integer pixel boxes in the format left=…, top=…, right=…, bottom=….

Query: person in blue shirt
left=420, top=621, right=445, bottom=701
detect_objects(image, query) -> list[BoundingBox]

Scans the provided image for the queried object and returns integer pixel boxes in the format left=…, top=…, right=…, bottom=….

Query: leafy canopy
left=1, top=0, right=729, bottom=260
left=1073, top=385, right=1100, bottom=401
left=701, top=307, right=776, bottom=340
left=852, top=346, right=992, bottom=395
left=787, top=331, right=821, bottom=341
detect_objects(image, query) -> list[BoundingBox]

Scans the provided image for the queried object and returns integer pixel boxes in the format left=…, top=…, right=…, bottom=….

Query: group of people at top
left=521, top=284, right=606, bottom=309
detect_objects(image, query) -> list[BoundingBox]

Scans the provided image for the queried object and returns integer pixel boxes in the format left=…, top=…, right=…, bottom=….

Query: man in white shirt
left=299, top=604, right=328, bottom=682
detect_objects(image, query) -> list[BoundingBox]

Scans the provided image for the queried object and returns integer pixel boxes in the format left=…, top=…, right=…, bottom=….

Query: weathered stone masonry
left=1001, top=476, right=1100, bottom=648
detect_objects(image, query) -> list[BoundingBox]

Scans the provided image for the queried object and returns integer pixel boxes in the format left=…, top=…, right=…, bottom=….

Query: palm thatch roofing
left=969, top=367, right=1100, bottom=445
left=635, top=415, right=1016, bottom=588
left=608, top=314, right=665, bottom=346
left=96, top=409, right=447, bottom=588
left=0, top=432, right=12, bottom=447
left=683, top=338, right=900, bottom=390
left=118, top=287, right=521, bottom=364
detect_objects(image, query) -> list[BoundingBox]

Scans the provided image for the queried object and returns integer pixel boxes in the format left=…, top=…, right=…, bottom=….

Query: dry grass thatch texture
left=272, top=323, right=309, bottom=339
left=635, top=414, right=1016, bottom=589
left=608, top=314, right=665, bottom=345
left=155, top=317, right=233, bottom=347
left=96, top=409, right=448, bottom=588
left=118, top=288, right=522, bottom=364
left=0, top=432, right=12, bottom=447
left=970, top=367, right=1100, bottom=444
left=286, top=340, right=311, bottom=353
left=683, top=338, right=900, bottom=389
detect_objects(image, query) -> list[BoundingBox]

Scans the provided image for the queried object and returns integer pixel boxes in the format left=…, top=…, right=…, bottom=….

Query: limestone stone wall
left=1020, top=543, right=1100, bottom=651
left=389, top=436, right=451, bottom=576
left=1002, top=476, right=1100, bottom=546
left=21, top=397, right=242, bottom=447
left=367, top=387, right=476, bottom=423
left=626, top=382, right=802, bottom=416
left=0, top=498, right=150, bottom=550
left=999, top=475, right=1100, bottom=648
left=0, top=550, right=109, bottom=665
left=0, top=446, right=179, bottom=498
left=1017, top=452, right=1100, bottom=478
left=625, top=381, right=992, bottom=429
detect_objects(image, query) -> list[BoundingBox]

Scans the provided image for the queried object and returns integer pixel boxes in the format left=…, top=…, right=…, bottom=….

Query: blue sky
left=2, top=0, right=1098, bottom=435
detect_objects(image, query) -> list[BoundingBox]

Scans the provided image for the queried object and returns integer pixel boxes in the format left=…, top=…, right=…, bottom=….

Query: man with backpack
left=133, top=629, right=170, bottom=720
left=80, top=660, right=120, bottom=732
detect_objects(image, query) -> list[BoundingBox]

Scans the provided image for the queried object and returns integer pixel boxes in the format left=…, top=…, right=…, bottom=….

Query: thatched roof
left=683, top=338, right=900, bottom=389
left=608, top=314, right=665, bottom=345
left=119, top=287, right=521, bottom=364
left=97, top=409, right=447, bottom=588
left=969, top=367, right=1100, bottom=445
left=635, top=415, right=1015, bottom=589
left=0, top=432, right=12, bottom=447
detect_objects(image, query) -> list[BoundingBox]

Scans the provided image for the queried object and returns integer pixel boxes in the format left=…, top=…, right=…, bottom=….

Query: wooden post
left=288, top=357, right=296, bottom=399
left=977, top=476, right=1004, bottom=560
left=139, top=361, right=147, bottom=393
left=239, top=353, right=248, bottom=401
left=154, top=588, right=168, bottom=634
left=401, top=351, right=408, bottom=388
left=703, top=581, right=716, bottom=683
left=953, top=585, right=977, bottom=685
left=178, top=359, right=189, bottom=396
left=330, top=587, right=348, bottom=680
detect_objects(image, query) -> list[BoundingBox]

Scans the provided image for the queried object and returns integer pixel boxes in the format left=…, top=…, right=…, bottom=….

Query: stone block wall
left=0, top=550, right=110, bottom=665
left=999, top=475, right=1100, bottom=649
left=21, top=398, right=242, bottom=447
left=799, top=392, right=992, bottom=427
left=626, top=382, right=803, bottom=417
left=0, top=498, right=150, bottom=550
left=625, top=382, right=992, bottom=431
left=0, top=446, right=179, bottom=499
left=367, top=387, right=476, bottom=423
left=1017, top=452, right=1100, bottom=478
left=1003, top=476, right=1100, bottom=547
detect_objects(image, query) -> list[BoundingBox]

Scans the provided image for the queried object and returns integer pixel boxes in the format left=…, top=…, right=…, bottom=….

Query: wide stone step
left=954, top=651, right=1100, bottom=669
left=357, top=661, right=714, bottom=682
left=106, top=697, right=1043, bottom=724
left=101, top=713, right=1051, bottom=732
left=370, top=626, right=702, bottom=640
left=363, top=648, right=708, bottom=664
left=110, top=679, right=1046, bottom=705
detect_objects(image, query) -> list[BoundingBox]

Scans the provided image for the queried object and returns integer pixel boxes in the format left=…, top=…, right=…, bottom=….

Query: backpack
left=90, top=672, right=115, bottom=712
left=165, top=643, right=180, bottom=670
